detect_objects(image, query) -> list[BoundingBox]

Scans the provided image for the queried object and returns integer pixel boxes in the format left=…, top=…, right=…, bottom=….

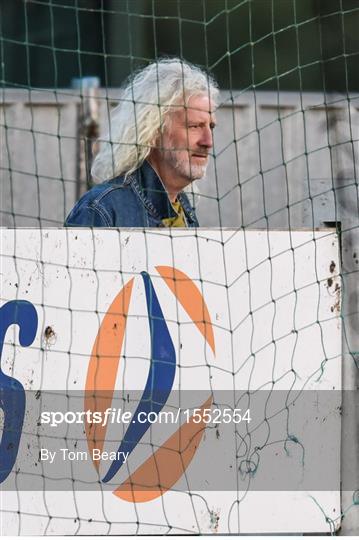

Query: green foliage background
left=1, top=0, right=358, bottom=91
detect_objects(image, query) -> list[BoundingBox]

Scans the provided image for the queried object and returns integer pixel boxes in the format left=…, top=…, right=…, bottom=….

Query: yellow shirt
left=162, top=200, right=187, bottom=227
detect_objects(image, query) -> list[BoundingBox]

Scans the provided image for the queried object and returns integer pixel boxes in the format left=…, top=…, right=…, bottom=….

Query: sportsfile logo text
left=40, top=406, right=252, bottom=427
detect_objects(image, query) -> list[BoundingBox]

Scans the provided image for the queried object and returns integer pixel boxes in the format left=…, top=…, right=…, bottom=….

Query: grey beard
left=167, top=151, right=208, bottom=181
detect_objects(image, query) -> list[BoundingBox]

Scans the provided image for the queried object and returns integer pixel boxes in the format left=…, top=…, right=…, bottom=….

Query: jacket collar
left=129, top=160, right=198, bottom=225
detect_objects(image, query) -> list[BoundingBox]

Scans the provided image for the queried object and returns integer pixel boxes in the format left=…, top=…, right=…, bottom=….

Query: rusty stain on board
left=44, top=326, right=57, bottom=346
left=209, top=509, right=220, bottom=533
left=326, top=260, right=341, bottom=317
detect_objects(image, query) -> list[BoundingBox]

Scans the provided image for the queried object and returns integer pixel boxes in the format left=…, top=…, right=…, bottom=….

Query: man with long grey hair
left=65, top=58, right=219, bottom=227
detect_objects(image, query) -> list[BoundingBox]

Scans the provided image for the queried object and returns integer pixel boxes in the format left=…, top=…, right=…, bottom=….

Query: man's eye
left=188, top=125, right=199, bottom=129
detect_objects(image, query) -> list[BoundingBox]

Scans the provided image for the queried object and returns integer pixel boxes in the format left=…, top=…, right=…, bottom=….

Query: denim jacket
left=65, top=160, right=199, bottom=227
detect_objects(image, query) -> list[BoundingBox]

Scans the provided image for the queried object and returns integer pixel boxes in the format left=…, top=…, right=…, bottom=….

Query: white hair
left=91, top=57, right=219, bottom=183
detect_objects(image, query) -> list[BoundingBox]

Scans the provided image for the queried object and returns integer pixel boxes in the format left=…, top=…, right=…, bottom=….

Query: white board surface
left=1, top=229, right=342, bottom=534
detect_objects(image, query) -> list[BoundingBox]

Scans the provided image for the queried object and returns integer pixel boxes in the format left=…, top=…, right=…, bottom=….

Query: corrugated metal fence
left=1, top=88, right=358, bottom=533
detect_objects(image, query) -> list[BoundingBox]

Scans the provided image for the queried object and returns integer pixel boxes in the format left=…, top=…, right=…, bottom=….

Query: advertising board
left=1, top=229, right=342, bottom=534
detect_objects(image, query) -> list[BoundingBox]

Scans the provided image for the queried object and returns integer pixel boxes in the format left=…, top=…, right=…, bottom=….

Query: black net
left=0, top=0, right=358, bottom=535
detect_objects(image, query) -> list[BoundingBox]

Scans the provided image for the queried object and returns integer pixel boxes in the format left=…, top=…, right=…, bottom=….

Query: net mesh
left=1, top=0, right=358, bottom=535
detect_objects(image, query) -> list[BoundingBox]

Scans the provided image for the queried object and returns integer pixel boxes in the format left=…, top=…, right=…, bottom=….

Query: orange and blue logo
left=0, top=267, right=214, bottom=498
left=84, top=266, right=215, bottom=503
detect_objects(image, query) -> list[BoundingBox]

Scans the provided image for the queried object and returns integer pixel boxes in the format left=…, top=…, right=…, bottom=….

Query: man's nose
left=199, top=126, right=213, bottom=148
